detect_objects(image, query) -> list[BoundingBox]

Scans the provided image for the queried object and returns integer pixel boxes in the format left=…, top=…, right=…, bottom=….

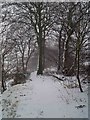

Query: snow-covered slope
left=2, top=72, right=88, bottom=118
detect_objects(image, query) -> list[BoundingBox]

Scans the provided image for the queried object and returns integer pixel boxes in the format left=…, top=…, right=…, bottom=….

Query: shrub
left=13, top=72, right=26, bottom=85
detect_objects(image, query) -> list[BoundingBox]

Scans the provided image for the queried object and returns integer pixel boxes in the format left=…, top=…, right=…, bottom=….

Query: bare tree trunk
left=37, top=42, right=43, bottom=75
left=2, top=54, right=6, bottom=92
left=76, top=13, right=83, bottom=92
left=42, top=38, right=45, bottom=71
left=63, top=28, right=74, bottom=75
left=15, top=50, right=19, bottom=72
left=67, top=48, right=77, bottom=75
left=63, top=37, right=70, bottom=74
left=77, top=48, right=83, bottom=92
left=37, top=28, right=43, bottom=75
left=37, top=4, right=43, bottom=75
left=57, top=29, right=62, bottom=71
left=22, top=55, right=25, bottom=74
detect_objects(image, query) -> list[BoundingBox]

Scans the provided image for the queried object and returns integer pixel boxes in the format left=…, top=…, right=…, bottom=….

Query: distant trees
left=2, top=2, right=57, bottom=75
left=75, top=3, right=89, bottom=92
left=7, top=23, right=36, bottom=73
left=27, top=2, right=46, bottom=75
left=1, top=3, right=37, bottom=91
left=55, top=3, right=89, bottom=77
left=21, top=2, right=57, bottom=75
left=50, top=2, right=89, bottom=92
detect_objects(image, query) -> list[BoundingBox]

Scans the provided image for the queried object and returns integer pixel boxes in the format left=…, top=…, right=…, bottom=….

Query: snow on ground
left=0, top=93, right=2, bottom=120
left=0, top=81, right=2, bottom=120
left=2, top=71, right=88, bottom=118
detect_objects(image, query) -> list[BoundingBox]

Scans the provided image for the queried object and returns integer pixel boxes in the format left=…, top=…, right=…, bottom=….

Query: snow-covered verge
left=0, top=80, right=2, bottom=120
left=0, top=93, right=2, bottom=120
left=2, top=72, right=88, bottom=118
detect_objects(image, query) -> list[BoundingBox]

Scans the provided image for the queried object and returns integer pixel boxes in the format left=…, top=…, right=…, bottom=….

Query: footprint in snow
left=20, top=94, right=26, bottom=96
left=7, top=95, right=10, bottom=97
left=39, top=110, right=44, bottom=116
left=75, top=105, right=86, bottom=109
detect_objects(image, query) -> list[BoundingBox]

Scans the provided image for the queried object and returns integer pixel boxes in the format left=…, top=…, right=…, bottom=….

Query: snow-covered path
left=2, top=72, right=88, bottom=118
